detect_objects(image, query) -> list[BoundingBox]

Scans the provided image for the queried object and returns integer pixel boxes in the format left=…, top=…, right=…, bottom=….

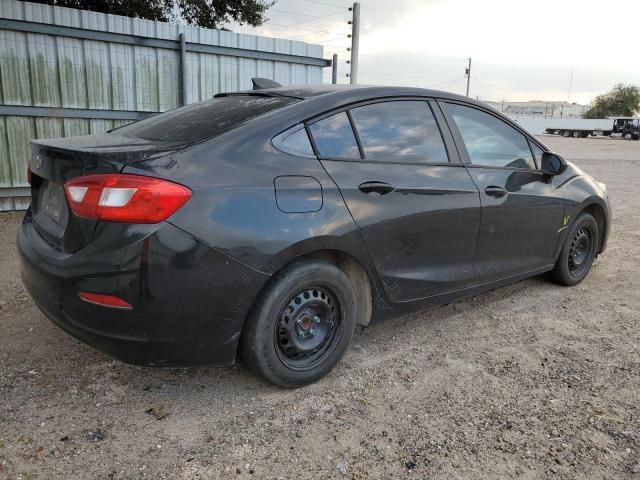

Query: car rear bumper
left=18, top=210, right=270, bottom=366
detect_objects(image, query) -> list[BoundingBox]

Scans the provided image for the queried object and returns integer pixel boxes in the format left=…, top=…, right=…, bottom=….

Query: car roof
left=235, top=84, right=484, bottom=106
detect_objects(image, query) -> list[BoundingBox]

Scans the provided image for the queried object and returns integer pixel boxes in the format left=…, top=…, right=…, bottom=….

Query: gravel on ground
left=0, top=135, right=638, bottom=479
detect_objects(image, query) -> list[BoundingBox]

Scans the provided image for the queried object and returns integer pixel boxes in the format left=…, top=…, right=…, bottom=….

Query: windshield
left=114, top=95, right=298, bottom=143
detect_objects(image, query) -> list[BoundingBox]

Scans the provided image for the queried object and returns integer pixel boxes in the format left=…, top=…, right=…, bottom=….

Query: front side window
left=308, top=112, right=360, bottom=159
left=350, top=101, right=448, bottom=163
left=445, top=103, right=536, bottom=170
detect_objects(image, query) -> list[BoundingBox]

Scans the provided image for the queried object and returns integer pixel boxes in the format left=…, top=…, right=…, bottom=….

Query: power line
left=264, top=10, right=348, bottom=32
left=357, top=71, right=445, bottom=81
left=269, top=8, right=348, bottom=20
left=357, top=52, right=468, bottom=61
left=429, top=76, right=466, bottom=89
left=268, top=16, right=347, bottom=30
left=297, top=0, right=351, bottom=8
left=283, top=30, right=349, bottom=41
left=357, top=72, right=467, bottom=89
left=262, top=22, right=332, bottom=34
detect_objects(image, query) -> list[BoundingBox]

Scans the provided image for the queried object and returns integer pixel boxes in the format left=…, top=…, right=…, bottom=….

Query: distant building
left=484, top=100, right=589, bottom=119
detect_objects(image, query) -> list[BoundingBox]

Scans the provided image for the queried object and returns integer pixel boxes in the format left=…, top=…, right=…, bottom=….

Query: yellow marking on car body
left=557, top=215, right=571, bottom=233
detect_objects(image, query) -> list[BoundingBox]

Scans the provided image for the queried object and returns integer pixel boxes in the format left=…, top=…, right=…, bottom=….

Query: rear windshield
left=114, top=95, right=298, bottom=143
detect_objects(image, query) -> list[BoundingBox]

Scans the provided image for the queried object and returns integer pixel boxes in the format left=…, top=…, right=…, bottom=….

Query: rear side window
left=274, top=127, right=315, bottom=157
left=309, top=112, right=360, bottom=159
left=350, top=101, right=448, bottom=163
left=114, top=95, right=297, bottom=143
left=445, top=103, right=536, bottom=170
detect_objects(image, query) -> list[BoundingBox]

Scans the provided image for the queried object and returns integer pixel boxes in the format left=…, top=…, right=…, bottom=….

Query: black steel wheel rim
left=274, top=285, right=342, bottom=370
left=568, top=227, right=593, bottom=277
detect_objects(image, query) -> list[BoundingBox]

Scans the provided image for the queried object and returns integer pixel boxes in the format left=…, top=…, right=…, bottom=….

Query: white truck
left=543, top=117, right=640, bottom=140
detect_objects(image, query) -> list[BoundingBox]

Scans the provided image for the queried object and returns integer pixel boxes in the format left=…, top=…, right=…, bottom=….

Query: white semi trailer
left=543, top=117, right=640, bottom=140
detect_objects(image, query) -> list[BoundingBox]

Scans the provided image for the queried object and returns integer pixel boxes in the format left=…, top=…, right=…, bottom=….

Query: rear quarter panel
left=122, top=116, right=385, bottom=303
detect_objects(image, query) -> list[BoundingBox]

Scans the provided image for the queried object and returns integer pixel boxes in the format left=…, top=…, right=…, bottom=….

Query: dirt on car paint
left=0, top=136, right=639, bottom=479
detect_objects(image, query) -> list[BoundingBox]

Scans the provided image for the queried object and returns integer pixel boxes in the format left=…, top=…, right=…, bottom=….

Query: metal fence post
left=349, top=2, right=360, bottom=84
left=179, top=33, right=188, bottom=106
left=332, top=53, right=338, bottom=84
left=0, top=7, right=331, bottom=210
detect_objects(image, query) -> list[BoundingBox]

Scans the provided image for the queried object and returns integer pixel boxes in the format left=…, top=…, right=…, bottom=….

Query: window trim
left=438, top=99, right=545, bottom=172
left=527, top=138, right=545, bottom=169
left=271, top=124, right=317, bottom=159
left=306, top=110, right=361, bottom=161
left=305, top=97, right=455, bottom=166
left=346, top=109, right=366, bottom=159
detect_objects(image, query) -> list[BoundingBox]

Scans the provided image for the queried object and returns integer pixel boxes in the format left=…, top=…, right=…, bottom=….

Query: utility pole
left=332, top=53, right=338, bottom=84
left=465, top=57, right=472, bottom=97
left=349, top=2, right=360, bottom=84
left=567, top=68, right=574, bottom=103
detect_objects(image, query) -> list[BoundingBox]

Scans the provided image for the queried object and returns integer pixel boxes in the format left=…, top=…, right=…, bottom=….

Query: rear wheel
left=550, top=213, right=599, bottom=286
left=572, top=130, right=581, bottom=138
left=624, top=132, right=633, bottom=140
left=240, top=258, right=357, bottom=387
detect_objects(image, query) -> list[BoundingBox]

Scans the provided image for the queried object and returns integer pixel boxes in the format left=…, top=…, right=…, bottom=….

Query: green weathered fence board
left=5, top=116, right=34, bottom=185
left=0, top=0, right=326, bottom=210
left=0, top=117, right=11, bottom=188
left=0, top=31, right=32, bottom=105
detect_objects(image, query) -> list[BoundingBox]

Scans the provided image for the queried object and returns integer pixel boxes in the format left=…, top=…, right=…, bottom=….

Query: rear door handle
left=358, top=181, right=395, bottom=196
left=484, top=186, right=507, bottom=198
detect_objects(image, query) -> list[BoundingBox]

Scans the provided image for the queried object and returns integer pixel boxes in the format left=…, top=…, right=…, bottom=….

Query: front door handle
left=484, top=186, right=507, bottom=198
left=358, top=181, right=395, bottom=196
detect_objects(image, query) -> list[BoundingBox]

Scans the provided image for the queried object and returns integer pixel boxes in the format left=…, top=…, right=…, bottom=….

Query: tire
left=562, top=130, right=570, bottom=137
left=624, top=132, right=633, bottom=140
left=240, top=258, right=358, bottom=387
left=572, top=130, right=581, bottom=138
left=549, top=212, right=599, bottom=286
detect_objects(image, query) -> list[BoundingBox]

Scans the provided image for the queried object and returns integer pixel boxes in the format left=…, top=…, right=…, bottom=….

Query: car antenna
left=252, top=78, right=282, bottom=90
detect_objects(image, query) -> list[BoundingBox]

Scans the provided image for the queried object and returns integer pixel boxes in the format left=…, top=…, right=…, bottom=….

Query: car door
left=308, top=99, right=481, bottom=302
left=440, top=101, right=566, bottom=283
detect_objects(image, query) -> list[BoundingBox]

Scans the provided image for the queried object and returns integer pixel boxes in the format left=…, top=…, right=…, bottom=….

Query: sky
left=229, top=0, right=640, bottom=105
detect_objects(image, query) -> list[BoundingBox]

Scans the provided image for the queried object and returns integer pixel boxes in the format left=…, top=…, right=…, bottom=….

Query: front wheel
left=624, top=132, right=633, bottom=140
left=240, top=258, right=358, bottom=387
left=549, top=213, right=599, bottom=286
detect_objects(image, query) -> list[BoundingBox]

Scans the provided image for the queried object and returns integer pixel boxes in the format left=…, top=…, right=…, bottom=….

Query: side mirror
left=541, top=152, right=565, bottom=175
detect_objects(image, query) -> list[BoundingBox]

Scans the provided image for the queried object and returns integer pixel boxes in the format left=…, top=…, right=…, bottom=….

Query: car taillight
left=64, top=174, right=191, bottom=223
left=79, top=291, right=133, bottom=309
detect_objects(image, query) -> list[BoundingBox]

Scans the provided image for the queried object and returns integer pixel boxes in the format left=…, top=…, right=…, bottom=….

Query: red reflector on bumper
left=79, top=292, right=133, bottom=310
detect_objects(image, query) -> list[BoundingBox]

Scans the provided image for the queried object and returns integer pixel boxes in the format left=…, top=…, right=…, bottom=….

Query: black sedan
left=18, top=84, right=611, bottom=387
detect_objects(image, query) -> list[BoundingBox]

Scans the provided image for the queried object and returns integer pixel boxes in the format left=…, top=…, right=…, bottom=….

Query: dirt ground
left=1, top=135, right=639, bottom=479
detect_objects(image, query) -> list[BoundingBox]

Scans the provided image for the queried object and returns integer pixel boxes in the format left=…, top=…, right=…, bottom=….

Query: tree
left=23, top=0, right=274, bottom=29
left=583, top=84, right=640, bottom=119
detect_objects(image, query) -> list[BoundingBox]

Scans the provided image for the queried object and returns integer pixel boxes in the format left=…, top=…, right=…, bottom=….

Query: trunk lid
left=29, top=133, right=182, bottom=252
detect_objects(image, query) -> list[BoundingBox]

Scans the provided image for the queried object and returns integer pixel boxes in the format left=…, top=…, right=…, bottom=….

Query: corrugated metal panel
left=0, top=0, right=327, bottom=210
left=0, top=29, right=32, bottom=105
